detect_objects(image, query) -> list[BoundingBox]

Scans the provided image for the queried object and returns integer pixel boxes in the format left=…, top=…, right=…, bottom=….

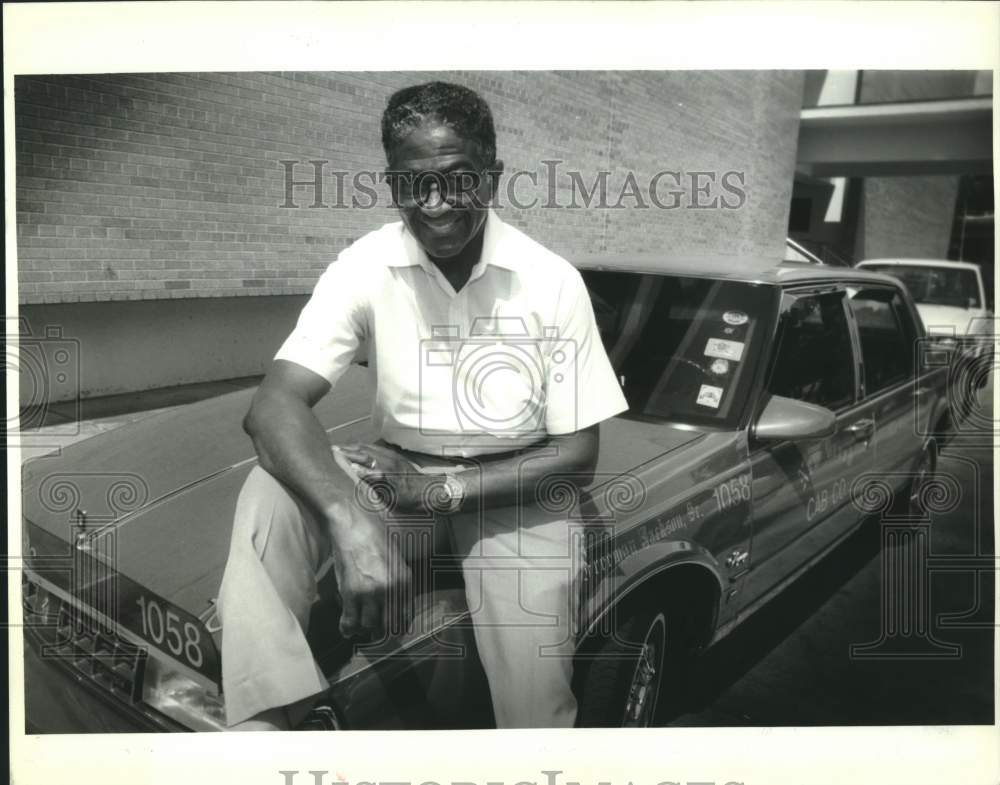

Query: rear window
left=582, top=270, right=777, bottom=428
left=862, top=264, right=981, bottom=309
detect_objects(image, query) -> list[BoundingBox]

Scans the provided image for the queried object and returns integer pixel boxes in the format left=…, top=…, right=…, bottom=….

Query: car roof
left=572, top=254, right=903, bottom=288
left=858, top=258, right=981, bottom=272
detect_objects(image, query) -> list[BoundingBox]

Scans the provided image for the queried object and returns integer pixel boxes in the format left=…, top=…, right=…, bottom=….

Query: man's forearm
left=448, top=427, right=599, bottom=512
left=245, top=390, right=359, bottom=529
left=244, top=379, right=412, bottom=639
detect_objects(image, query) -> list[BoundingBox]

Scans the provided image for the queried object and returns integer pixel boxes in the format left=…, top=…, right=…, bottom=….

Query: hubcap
left=623, top=613, right=666, bottom=726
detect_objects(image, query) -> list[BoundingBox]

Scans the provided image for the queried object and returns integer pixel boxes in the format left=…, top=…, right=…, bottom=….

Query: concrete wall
left=855, top=176, right=960, bottom=260
left=858, top=70, right=981, bottom=103
left=804, top=69, right=992, bottom=109
left=18, top=296, right=306, bottom=404
left=802, top=71, right=859, bottom=108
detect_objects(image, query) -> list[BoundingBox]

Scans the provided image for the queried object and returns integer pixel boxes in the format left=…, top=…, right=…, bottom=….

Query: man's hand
left=324, top=497, right=412, bottom=639
left=339, top=442, right=439, bottom=515
left=243, top=362, right=413, bottom=639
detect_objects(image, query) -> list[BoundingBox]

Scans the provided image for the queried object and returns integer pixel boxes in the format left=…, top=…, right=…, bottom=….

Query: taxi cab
left=21, top=255, right=952, bottom=731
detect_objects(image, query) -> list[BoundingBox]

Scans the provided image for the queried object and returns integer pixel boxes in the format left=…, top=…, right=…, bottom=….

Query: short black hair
left=381, top=81, right=497, bottom=167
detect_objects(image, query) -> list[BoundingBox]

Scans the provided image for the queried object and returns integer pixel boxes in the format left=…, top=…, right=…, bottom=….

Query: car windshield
left=582, top=270, right=776, bottom=428
left=862, top=264, right=981, bottom=309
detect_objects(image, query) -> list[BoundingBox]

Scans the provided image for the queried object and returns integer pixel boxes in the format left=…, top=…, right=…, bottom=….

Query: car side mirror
left=753, top=395, right=836, bottom=442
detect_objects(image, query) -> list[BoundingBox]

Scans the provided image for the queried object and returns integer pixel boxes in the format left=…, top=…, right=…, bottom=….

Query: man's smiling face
left=387, top=120, right=499, bottom=262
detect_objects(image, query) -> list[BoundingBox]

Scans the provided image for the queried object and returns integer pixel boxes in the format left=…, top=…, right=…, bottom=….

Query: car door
left=845, top=283, right=925, bottom=492
left=742, top=286, right=877, bottom=604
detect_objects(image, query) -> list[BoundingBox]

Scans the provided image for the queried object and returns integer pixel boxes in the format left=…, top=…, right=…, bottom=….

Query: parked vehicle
left=856, top=259, right=993, bottom=342
left=22, top=256, right=954, bottom=731
left=857, top=258, right=994, bottom=416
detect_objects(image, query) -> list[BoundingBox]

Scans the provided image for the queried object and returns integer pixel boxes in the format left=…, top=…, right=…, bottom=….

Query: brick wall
left=16, top=71, right=804, bottom=304
left=856, top=176, right=960, bottom=260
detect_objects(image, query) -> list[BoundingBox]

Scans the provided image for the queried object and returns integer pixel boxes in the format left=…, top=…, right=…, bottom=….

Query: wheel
left=574, top=609, right=669, bottom=727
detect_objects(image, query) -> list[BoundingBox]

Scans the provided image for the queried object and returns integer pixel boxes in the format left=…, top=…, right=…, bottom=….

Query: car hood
left=916, top=303, right=984, bottom=335
left=22, top=365, right=705, bottom=623
left=22, top=368, right=705, bottom=688
left=21, top=367, right=379, bottom=623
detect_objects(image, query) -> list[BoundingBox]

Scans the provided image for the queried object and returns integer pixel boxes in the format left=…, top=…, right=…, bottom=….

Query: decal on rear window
left=704, top=337, right=745, bottom=362
left=696, top=384, right=724, bottom=408
left=709, top=359, right=730, bottom=376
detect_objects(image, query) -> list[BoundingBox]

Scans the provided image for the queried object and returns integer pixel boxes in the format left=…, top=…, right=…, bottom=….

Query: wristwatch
left=439, top=474, right=465, bottom=515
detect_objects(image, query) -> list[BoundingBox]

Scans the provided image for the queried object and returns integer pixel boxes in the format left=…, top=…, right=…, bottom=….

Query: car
left=856, top=258, right=994, bottom=415
left=856, top=258, right=993, bottom=344
left=21, top=255, right=955, bottom=732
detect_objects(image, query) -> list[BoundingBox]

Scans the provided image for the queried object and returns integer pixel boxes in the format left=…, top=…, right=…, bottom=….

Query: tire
left=574, top=608, right=670, bottom=727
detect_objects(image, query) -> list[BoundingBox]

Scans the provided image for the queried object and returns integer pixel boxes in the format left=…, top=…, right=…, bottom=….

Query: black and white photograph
left=6, top=3, right=999, bottom=785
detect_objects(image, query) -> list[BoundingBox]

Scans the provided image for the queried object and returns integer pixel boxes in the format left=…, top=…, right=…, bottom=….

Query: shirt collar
left=392, top=210, right=519, bottom=273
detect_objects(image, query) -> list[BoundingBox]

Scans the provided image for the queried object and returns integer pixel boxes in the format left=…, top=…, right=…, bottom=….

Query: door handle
left=845, top=418, right=875, bottom=441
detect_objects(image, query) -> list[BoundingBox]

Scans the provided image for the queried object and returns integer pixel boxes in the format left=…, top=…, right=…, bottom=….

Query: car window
left=582, top=270, right=776, bottom=428
left=862, top=264, right=982, bottom=309
left=847, top=287, right=916, bottom=395
left=767, top=291, right=855, bottom=411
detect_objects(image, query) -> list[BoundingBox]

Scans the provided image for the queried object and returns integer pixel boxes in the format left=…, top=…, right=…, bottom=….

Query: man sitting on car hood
left=218, top=81, right=627, bottom=729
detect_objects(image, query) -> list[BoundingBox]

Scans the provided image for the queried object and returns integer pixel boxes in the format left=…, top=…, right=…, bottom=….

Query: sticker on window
left=696, top=384, right=724, bottom=408
left=709, top=359, right=730, bottom=376
left=723, top=310, right=749, bottom=326
left=704, top=338, right=745, bottom=362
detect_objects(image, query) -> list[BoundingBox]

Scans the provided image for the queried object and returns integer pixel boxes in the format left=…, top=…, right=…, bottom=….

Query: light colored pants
left=218, top=458, right=582, bottom=728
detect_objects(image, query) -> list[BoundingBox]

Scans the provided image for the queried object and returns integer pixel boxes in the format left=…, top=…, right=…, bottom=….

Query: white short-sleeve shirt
left=275, top=210, right=628, bottom=457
